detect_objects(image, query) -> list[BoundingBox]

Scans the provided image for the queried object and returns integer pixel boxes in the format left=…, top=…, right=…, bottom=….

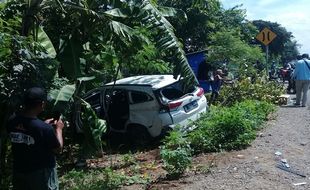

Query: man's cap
left=24, top=87, right=47, bottom=103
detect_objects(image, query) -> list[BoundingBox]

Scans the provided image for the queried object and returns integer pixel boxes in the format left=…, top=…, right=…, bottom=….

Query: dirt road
left=152, top=95, right=310, bottom=190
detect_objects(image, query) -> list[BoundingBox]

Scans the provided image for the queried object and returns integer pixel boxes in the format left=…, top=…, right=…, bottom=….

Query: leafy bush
left=79, top=99, right=107, bottom=152
left=188, top=100, right=275, bottom=153
left=160, top=130, right=192, bottom=178
left=215, top=76, right=285, bottom=106
left=234, top=100, right=275, bottom=129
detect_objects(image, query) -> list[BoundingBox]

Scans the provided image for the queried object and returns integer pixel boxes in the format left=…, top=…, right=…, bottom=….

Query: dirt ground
left=145, top=94, right=310, bottom=190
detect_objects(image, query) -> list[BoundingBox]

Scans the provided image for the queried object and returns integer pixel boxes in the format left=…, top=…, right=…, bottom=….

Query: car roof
left=105, top=75, right=180, bottom=89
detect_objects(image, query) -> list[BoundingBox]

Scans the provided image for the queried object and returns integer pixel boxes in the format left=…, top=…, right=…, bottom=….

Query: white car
left=73, top=75, right=208, bottom=144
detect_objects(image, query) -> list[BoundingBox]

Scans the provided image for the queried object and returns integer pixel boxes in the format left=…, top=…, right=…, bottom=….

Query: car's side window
left=130, top=91, right=153, bottom=104
left=85, top=92, right=101, bottom=106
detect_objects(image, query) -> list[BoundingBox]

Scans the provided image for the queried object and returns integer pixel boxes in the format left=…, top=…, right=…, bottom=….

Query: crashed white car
left=74, top=75, right=208, bottom=144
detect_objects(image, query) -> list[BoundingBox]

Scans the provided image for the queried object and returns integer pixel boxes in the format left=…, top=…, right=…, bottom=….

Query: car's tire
left=127, top=125, right=152, bottom=147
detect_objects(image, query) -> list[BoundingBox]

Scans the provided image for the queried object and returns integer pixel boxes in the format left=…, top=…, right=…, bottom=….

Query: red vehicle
left=279, top=67, right=290, bottom=82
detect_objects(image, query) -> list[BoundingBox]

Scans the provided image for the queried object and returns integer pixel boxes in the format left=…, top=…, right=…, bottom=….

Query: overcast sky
left=220, top=0, right=310, bottom=54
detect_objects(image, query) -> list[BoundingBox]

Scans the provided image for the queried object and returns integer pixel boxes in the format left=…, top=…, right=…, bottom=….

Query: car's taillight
left=168, top=101, right=182, bottom=110
left=196, top=87, right=204, bottom=97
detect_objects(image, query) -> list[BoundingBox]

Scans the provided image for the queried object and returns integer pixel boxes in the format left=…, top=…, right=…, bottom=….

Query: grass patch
left=60, top=167, right=149, bottom=190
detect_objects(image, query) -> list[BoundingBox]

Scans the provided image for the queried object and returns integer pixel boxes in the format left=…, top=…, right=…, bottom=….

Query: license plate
left=184, top=100, right=198, bottom=112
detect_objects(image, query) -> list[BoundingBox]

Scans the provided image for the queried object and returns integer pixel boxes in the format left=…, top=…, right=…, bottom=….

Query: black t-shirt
left=7, top=115, right=60, bottom=173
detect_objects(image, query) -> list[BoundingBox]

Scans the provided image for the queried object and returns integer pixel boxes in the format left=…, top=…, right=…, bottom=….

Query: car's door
left=128, top=89, right=163, bottom=137
left=104, top=88, right=129, bottom=131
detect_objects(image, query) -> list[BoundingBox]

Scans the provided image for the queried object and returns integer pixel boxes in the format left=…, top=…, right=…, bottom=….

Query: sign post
left=256, top=28, right=277, bottom=76
left=266, top=45, right=269, bottom=74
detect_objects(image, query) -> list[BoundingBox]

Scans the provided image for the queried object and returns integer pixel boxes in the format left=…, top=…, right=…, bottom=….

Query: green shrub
left=189, top=100, right=275, bottom=153
left=234, top=100, right=275, bottom=129
left=160, top=130, right=192, bottom=179
left=215, top=77, right=285, bottom=106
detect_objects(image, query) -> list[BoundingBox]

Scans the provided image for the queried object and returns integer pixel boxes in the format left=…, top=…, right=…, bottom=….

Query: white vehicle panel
left=128, top=89, right=163, bottom=137
left=170, top=95, right=207, bottom=128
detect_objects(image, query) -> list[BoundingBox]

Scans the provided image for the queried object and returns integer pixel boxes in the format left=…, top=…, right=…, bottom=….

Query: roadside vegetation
left=0, top=0, right=295, bottom=189
left=159, top=99, right=276, bottom=180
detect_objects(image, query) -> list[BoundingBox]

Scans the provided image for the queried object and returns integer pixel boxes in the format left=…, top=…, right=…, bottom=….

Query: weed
left=160, top=130, right=192, bottom=179
left=121, top=151, right=136, bottom=166
left=60, top=167, right=148, bottom=190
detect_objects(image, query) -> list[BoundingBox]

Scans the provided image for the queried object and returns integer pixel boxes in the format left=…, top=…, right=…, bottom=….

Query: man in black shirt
left=7, top=87, right=64, bottom=190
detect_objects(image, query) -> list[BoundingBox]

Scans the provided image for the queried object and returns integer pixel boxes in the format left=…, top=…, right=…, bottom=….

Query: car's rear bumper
left=167, top=104, right=208, bottom=131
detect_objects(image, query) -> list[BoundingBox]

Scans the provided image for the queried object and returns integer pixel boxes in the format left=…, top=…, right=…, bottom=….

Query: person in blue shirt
left=7, top=87, right=64, bottom=190
left=292, top=54, right=310, bottom=107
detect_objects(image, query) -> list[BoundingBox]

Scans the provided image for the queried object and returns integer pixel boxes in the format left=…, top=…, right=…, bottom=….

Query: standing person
left=292, top=54, right=310, bottom=107
left=7, top=87, right=64, bottom=190
left=270, top=61, right=277, bottom=79
left=210, top=69, right=224, bottom=104
left=287, top=55, right=301, bottom=94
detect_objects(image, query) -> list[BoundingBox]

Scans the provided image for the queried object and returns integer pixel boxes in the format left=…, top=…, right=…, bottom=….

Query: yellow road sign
left=256, top=28, right=277, bottom=46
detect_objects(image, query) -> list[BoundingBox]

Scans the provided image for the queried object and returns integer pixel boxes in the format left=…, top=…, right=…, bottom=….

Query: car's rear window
left=159, top=80, right=196, bottom=101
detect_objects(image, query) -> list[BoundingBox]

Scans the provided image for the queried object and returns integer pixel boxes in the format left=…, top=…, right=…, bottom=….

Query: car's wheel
left=127, top=125, right=152, bottom=147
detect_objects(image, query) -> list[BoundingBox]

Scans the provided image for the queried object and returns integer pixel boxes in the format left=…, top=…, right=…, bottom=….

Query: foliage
left=188, top=100, right=275, bottom=153
left=78, top=99, right=107, bottom=155
left=234, top=100, right=275, bottom=128
left=158, top=0, right=259, bottom=55
left=160, top=130, right=192, bottom=178
left=214, top=75, right=285, bottom=106
left=207, top=29, right=264, bottom=70
left=220, top=6, right=258, bottom=44
left=122, top=44, right=172, bottom=76
left=35, top=0, right=196, bottom=87
left=0, top=33, right=59, bottom=106
left=59, top=168, right=148, bottom=190
left=1, top=0, right=198, bottom=101
left=138, top=0, right=198, bottom=87
left=158, top=0, right=222, bottom=52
